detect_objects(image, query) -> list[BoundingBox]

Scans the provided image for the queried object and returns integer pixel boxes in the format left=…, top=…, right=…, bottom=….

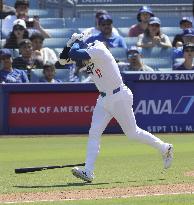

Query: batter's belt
left=100, top=87, right=120, bottom=98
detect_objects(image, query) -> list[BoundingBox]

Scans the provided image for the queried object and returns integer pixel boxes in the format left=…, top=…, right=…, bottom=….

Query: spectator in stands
left=0, top=0, right=16, bottom=19
left=39, top=62, right=62, bottom=83
left=118, top=46, right=154, bottom=72
left=30, top=32, right=58, bottom=64
left=4, top=19, right=29, bottom=49
left=12, top=39, right=43, bottom=70
left=83, top=9, right=119, bottom=39
left=172, top=28, right=194, bottom=63
left=2, top=0, right=50, bottom=38
left=86, top=14, right=127, bottom=49
left=128, top=6, right=154, bottom=37
left=0, top=48, right=29, bottom=83
left=173, top=43, right=194, bottom=70
left=137, top=17, right=172, bottom=48
left=172, top=17, right=193, bottom=48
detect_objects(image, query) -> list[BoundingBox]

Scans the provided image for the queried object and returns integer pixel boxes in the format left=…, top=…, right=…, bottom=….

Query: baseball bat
left=15, top=162, right=85, bottom=174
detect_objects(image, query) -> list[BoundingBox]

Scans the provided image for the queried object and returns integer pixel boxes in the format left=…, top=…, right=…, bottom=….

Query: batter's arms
left=69, top=42, right=91, bottom=61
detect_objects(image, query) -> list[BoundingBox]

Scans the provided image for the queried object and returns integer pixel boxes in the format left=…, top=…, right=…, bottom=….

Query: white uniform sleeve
left=86, top=41, right=110, bottom=63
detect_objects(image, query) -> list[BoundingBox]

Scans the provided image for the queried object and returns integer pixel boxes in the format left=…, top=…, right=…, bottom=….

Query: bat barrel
left=15, top=163, right=85, bottom=174
left=15, top=167, right=44, bottom=174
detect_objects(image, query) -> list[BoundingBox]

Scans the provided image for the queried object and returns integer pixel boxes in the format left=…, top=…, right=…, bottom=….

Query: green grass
left=0, top=134, right=194, bottom=204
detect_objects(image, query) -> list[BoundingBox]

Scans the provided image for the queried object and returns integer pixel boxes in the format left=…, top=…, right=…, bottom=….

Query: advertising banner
left=133, top=82, right=194, bottom=133
left=9, top=92, right=97, bottom=127
left=124, top=72, right=194, bottom=133
left=1, top=72, right=194, bottom=134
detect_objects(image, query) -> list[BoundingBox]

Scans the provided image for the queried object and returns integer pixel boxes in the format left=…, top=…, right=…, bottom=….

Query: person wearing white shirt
left=2, top=0, right=50, bottom=38
left=30, top=32, right=57, bottom=64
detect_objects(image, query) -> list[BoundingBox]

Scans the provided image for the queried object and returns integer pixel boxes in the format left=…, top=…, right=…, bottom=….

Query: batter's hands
left=66, top=31, right=91, bottom=47
left=66, top=33, right=84, bottom=47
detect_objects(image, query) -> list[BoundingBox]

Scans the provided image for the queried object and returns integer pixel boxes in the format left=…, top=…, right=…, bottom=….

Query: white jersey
left=85, top=40, right=123, bottom=93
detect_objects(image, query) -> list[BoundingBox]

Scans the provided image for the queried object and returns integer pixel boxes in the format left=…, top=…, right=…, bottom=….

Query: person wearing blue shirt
left=173, top=43, right=194, bottom=71
left=86, top=14, right=127, bottom=49
left=0, top=49, right=29, bottom=83
left=172, top=28, right=194, bottom=64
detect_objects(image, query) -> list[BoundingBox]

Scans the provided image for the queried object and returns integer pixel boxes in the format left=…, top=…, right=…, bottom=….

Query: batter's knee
left=127, top=126, right=143, bottom=138
left=89, top=126, right=102, bottom=140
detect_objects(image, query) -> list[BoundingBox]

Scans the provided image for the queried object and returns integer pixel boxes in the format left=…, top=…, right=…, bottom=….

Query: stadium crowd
left=0, top=0, right=194, bottom=83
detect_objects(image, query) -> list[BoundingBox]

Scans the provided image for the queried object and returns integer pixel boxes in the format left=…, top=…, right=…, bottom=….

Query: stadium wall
left=0, top=72, right=194, bottom=135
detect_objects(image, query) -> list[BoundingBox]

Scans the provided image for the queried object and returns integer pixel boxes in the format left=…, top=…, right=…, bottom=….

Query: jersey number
left=95, top=68, right=102, bottom=78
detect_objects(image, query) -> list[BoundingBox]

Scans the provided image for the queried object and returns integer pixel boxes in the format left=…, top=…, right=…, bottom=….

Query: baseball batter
left=59, top=34, right=173, bottom=183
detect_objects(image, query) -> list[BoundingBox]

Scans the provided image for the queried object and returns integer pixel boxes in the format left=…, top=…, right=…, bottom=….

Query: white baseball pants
left=85, top=85, right=166, bottom=173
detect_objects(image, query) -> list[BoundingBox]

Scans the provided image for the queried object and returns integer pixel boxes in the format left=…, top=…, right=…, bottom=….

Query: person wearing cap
left=137, top=17, right=172, bottom=49
left=39, top=62, right=62, bottom=83
left=128, top=6, right=154, bottom=37
left=172, top=28, right=194, bottom=64
left=86, top=14, right=127, bottom=49
left=172, top=17, right=193, bottom=48
left=83, top=9, right=119, bottom=40
left=4, top=19, right=29, bottom=49
left=0, top=48, right=29, bottom=83
left=12, top=39, right=43, bottom=73
left=2, top=0, right=50, bottom=38
left=173, top=43, right=194, bottom=70
left=118, top=46, right=154, bottom=72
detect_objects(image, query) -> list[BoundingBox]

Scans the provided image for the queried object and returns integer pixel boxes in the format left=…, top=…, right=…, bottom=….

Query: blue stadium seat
left=117, top=27, right=129, bottom=37
left=40, top=18, right=65, bottom=29
left=109, top=47, right=127, bottom=62
left=30, top=69, right=70, bottom=82
left=64, top=17, right=94, bottom=28
left=113, top=17, right=135, bottom=27
left=45, top=28, right=78, bottom=38
left=159, top=16, right=182, bottom=27
left=142, top=57, right=172, bottom=71
left=161, top=27, right=182, bottom=36
left=29, top=9, right=50, bottom=18
left=124, top=37, right=138, bottom=48
left=43, top=38, right=68, bottom=48
left=142, top=47, right=173, bottom=58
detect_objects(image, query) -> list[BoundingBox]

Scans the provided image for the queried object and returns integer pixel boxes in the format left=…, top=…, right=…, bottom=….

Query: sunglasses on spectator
left=14, top=26, right=25, bottom=31
left=150, top=24, right=160, bottom=27
left=128, top=52, right=139, bottom=58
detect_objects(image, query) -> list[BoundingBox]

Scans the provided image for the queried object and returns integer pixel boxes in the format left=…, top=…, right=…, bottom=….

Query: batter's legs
left=85, top=100, right=112, bottom=173
left=112, top=92, right=166, bottom=153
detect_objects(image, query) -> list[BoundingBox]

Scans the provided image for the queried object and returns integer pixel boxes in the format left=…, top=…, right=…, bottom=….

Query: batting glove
left=66, top=31, right=91, bottom=47
left=66, top=33, right=83, bottom=47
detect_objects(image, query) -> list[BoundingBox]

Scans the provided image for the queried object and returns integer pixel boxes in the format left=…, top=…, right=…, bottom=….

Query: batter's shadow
left=14, top=182, right=109, bottom=189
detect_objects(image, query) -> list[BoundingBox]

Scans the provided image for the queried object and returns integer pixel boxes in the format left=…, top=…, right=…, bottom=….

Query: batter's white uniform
left=84, top=41, right=167, bottom=173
